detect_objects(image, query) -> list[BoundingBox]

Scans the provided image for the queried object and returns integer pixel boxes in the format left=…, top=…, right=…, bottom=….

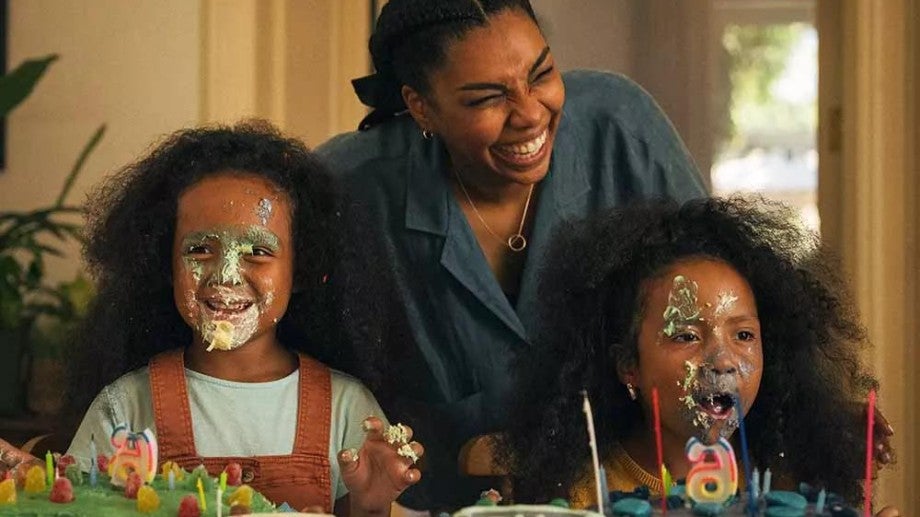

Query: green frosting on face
left=180, top=226, right=280, bottom=286
left=662, top=275, right=701, bottom=337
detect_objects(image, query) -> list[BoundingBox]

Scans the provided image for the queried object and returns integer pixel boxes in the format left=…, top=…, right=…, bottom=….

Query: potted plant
left=0, top=55, right=105, bottom=415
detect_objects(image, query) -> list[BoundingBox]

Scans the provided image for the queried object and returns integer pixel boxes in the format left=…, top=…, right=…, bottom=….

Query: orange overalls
left=148, top=349, right=333, bottom=512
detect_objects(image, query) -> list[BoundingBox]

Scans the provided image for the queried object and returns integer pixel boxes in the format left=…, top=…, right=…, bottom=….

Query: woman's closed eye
left=466, top=93, right=505, bottom=107
left=532, top=66, right=554, bottom=83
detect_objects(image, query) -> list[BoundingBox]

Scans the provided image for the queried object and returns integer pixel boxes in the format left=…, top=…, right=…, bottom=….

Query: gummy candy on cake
left=124, top=471, right=143, bottom=499
left=49, top=477, right=75, bottom=503
left=225, top=462, right=243, bottom=486
left=136, top=484, right=160, bottom=513
left=178, top=494, right=202, bottom=517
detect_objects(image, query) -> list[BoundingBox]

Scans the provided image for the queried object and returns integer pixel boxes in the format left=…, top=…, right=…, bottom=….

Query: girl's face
left=621, top=257, right=763, bottom=445
left=172, top=172, right=293, bottom=352
left=404, top=9, right=565, bottom=187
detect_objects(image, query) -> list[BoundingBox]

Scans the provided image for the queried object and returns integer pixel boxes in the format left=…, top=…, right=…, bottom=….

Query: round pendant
left=507, top=234, right=527, bottom=252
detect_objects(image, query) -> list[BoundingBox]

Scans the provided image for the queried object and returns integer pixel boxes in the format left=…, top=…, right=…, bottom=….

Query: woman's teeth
left=498, top=130, right=547, bottom=157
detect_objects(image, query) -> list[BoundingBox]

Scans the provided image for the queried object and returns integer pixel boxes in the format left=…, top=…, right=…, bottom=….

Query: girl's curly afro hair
left=500, top=196, right=879, bottom=504
left=63, top=120, right=393, bottom=433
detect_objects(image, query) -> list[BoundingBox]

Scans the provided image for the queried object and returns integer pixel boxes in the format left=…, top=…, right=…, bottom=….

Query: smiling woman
left=316, top=0, right=706, bottom=511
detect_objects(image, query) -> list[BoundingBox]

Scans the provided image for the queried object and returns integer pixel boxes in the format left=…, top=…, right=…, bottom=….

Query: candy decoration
left=64, top=464, right=84, bottom=486
left=178, top=494, right=202, bottom=517
left=56, top=454, right=76, bottom=477
left=0, top=478, right=16, bottom=504
left=124, top=471, right=143, bottom=499
left=230, top=504, right=252, bottom=515
left=96, top=454, right=109, bottom=474
left=228, top=484, right=254, bottom=509
left=137, top=485, right=160, bottom=513
left=224, top=463, right=242, bottom=486
left=25, top=465, right=46, bottom=494
left=48, top=477, right=75, bottom=503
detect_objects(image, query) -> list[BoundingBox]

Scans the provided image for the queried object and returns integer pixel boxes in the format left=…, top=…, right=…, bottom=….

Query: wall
left=2, top=0, right=202, bottom=282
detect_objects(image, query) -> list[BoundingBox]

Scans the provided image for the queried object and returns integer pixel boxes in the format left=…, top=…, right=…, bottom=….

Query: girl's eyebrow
left=457, top=46, right=551, bottom=92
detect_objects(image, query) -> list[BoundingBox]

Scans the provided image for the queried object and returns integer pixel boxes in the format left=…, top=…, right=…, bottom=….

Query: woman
left=316, top=0, right=706, bottom=511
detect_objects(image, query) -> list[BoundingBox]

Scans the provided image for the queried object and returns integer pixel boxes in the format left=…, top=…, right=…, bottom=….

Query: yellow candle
left=219, top=471, right=227, bottom=492
left=197, top=478, right=207, bottom=511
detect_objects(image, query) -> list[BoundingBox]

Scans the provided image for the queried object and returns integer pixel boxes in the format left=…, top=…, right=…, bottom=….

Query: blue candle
left=168, top=470, right=176, bottom=490
left=89, top=434, right=98, bottom=487
left=598, top=466, right=611, bottom=513
left=762, top=469, right=772, bottom=495
left=815, top=489, right=826, bottom=513
left=752, top=468, right=760, bottom=499
left=733, top=393, right=755, bottom=513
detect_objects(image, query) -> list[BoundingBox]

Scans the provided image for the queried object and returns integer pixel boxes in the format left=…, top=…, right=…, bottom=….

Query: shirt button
left=242, top=468, right=255, bottom=483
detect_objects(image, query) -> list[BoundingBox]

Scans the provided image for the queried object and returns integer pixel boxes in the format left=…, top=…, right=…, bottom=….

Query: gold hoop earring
left=626, top=383, right=638, bottom=401
left=422, top=129, right=434, bottom=140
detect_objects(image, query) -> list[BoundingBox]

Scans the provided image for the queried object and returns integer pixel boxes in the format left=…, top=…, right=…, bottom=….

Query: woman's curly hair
left=499, top=197, right=879, bottom=504
left=63, top=120, right=393, bottom=433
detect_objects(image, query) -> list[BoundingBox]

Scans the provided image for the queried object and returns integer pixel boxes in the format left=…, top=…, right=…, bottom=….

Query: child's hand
left=0, top=438, right=42, bottom=479
left=338, top=417, right=424, bottom=516
left=874, top=505, right=900, bottom=517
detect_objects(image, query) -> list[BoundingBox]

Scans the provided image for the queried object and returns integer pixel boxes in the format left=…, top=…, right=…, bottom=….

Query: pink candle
left=863, top=390, right=876, bottom=517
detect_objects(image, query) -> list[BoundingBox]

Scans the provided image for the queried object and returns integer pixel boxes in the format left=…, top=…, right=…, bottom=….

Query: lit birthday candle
left=581, top=391, right=606, bottom=513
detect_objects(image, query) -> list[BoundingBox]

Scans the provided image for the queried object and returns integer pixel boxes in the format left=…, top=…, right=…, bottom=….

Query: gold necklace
left=453, top=171, right=534, bottom=252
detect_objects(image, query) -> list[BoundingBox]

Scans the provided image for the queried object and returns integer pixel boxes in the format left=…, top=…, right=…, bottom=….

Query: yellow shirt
left=569, top=445, right=666, bottom=509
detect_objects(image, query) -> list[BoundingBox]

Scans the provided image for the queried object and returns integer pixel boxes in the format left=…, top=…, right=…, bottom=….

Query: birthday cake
left=454, top=484, right=861, bottom=517
left=0, top=458, right=324, bottom=516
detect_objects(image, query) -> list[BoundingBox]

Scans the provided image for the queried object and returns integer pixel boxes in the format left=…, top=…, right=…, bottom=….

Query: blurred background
left=0, top=0, right=916, bottom=511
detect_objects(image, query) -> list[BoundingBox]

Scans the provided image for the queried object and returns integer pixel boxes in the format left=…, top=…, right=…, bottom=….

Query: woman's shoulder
left=316, top=115, right=419, bottom=175
left=561, top=69, right=671, bottom=132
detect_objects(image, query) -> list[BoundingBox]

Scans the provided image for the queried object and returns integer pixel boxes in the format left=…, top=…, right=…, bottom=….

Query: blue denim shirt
left=317, top=70, right=707, bottom=510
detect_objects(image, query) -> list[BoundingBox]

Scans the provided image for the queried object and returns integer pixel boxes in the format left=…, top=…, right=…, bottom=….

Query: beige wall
left=531, top=0, right=636, bottom=74
left=2, top=0, right=203, bottom=282
left=2, top=0, right=370, bottom=283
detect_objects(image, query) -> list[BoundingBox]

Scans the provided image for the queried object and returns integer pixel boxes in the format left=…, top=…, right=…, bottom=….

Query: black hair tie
left=352, top=69, right=408, bottom=131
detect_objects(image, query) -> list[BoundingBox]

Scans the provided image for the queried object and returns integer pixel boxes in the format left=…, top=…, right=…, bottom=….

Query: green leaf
left=56, top=124, right=106, bottom=207
left=0, top=55, right=58, bottom=117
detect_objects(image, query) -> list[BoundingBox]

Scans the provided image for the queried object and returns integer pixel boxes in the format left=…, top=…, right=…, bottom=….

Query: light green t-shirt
left=67, top=366, right=387, bottom=508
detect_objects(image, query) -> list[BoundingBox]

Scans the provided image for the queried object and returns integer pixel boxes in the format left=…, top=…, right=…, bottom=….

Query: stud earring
left=626, top=383, right=638, bottom=401
left=422, top=129, right=434, bottom=140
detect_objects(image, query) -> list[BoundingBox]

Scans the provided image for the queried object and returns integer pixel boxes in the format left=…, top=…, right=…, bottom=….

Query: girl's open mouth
left=204, top=299, right=254, bottom=316
left=697, top=392, right=735, bottom=419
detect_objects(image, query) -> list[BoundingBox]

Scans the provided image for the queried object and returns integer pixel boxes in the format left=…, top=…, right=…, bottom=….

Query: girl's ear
left=402, top=85, right=436, bottom=134
left=615, top=353, right=638, bottom=387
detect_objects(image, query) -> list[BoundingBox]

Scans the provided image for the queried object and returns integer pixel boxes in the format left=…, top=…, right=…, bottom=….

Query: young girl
left=500, top=197, right=896, bottom=513
left=1, top=122, right=421, bottom=516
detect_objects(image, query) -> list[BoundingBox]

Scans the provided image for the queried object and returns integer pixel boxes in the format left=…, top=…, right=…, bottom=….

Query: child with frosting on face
left=500, top=197, right=898, bottom=515
left=0, top=121, right=422, bottom=516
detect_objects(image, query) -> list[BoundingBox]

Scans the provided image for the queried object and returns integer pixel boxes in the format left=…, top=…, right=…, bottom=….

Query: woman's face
left=621, top=257, right=763, bottom=445
left=404, top=9, right=565, bottom=187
